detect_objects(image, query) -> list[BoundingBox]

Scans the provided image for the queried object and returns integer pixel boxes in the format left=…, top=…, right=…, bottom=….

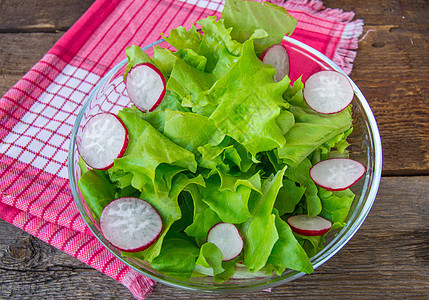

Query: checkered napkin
left=0, top=0, right=363, bottom=298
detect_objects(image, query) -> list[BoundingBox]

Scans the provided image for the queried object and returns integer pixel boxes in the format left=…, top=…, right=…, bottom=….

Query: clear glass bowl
left=68, top=36, right=382, bottom=293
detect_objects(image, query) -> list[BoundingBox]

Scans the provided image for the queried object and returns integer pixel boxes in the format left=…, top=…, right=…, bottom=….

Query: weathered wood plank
left=1, top=0, right=425, bottom=32
left=0, top=33, right=64, bottom=77
left=351, top=24, right=429, bottom=175
left=1, top=176, right=428, bottom=299
left=328, top=0, right=429, bottom=175
left=0, top=0, right=94, bottom=32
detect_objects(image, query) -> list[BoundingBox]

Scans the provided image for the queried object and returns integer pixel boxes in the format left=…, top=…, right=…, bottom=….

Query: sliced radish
left=126, top=63, right=166, bottom=112
left=260, top=44, right=290, bottom=82
left=287, top=215, right=332, bottom=236
left=310, top=158, right=366, bottom=191
left=303, top=70, right=354, bottom=114
left=78, top=112, right=128, bottom=170
left=100, top=197, right=163, bottom=252
left=207, top=223, right=243, bottom=261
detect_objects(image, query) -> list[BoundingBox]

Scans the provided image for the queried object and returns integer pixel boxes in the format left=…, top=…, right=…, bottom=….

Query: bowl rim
left=68, top=35, right=382, bottom=292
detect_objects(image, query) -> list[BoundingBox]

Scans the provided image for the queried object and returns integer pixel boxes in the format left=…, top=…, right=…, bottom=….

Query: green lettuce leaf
left=113, top=118, right=197, bottom=186
left=279, top=78, right=353, bottom=165
left=152, top=46, right=177, bottom=77
left=196, top=242, right=225, bottom=276
left=169, top=191, right=194, bottom=233
left=278, top=106, right=353, bottom=166
left=184, top=184, right=222, bottom=243
left=208, top=39, right=289, bottom=157
left=221, top=0, right=297, bottom=53
left=195, top=242, right=238, bottom=283
left=166, top=57, right=215, bottom=114
left=177, top=48, right=208, bottom=71
left=318, top=187, right=355, bottom=223
left=150, top=232, right=200, bottom=279
left=284, top=158, right=321, bottom=217
left=265, top=209, right=313, bottom=275
left=319, top=127, right=353, bottom=155
left=276, top=109, right=295, bottom=135
left=139, top=90, right=191, bottom=133
left=77, top=169, right=115, bottom=220
left=275, top=178, right=306, bottom=215
left=199, top=174, right=252, bottom=224
left=242, top=166, right=287, bottom=272
left=163, top=24, right=202, bottom=52
left=117, top=108, right=148, bottom=155
left=123, top=45, right=153, bottom=81
left=163, top=110, right=224, bottom=154
left=196, top=16, right=241, bottom=78
left=216, top=170, right=262, bottom=194
left=197, top=16, right=243, bottom=56
left=123, top=173, right=204, bottom=262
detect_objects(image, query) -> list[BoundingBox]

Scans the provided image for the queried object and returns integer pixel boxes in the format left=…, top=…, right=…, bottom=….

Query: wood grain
left=1, top=177, right=428, bottom=299
left=0, top=33, right=64, bottom=75
left=326, top=0, right=429, bottom=175
left=0, top=0, right=94, bottom=32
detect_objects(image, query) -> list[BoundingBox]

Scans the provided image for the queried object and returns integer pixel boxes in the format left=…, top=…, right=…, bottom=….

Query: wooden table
left=1, top=0, right=428, bottom=298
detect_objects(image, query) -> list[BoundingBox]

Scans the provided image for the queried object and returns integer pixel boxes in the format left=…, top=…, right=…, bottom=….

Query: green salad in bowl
left=69, top=0, right=381, bottom=292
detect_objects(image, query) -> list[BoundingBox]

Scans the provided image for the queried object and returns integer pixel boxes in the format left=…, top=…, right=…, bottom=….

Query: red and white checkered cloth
left=0, top=0, right=363, bottom=298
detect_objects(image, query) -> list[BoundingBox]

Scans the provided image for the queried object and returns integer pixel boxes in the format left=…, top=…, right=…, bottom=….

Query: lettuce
left=164, top=109, right=224, bottom=154
left=275, top=178, right=306, bottom=215
left=167, top=57, right=215, bottom=113
left=196, top=242, right=225, bottom=277
left=149, top=232, right=200, bottom=279
left=208, top=39, right=290, bottom=158
left=264, top=209, right=313, bottom=275
left=184, top=184, right=222, bottom=243
left=242, top=166, right=286, bottom=272
left=199, top=174, right=252, bottom=224
left=221, top=0, right=297, bottom=53
left=279, top=77, right=353, bottom=165
left=113, top=118, right=197, bottom=186
left=77, top=0, right=358, bottom=282
left=77, top=169, right=116, bottom=220
left=123, top=45, right=153, bottom=81
left=318, top=187, right=355, bottom=223
left=163, top=24, right=202, bottom=53
left=195, top=242, right=238, bottom=283
left=278, top=106, right=352, bottom=165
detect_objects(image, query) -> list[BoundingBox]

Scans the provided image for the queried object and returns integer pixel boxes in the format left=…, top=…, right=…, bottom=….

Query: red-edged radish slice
left=100, top=197, right=163, bottom=252
left=207, top=223, right=243, bottom=261
left=126, top=63, right=166, bottom=112
left=287, top=215, right=332, bottom=236
left=260, top=44, right=290, bottom=82
left=78, top=112, right=128, bottom=170
left=303, top=70, right=354, bottom=114
left=310, top=158, right=366, bottom=191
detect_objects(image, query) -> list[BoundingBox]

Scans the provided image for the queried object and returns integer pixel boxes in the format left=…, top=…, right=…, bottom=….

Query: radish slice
left=287, top=215, right=332, bottom=236
left=78, top=113, right=128, bottom=170
left=303, top=70, right=354, bottom=114
left=207, top=223, right=243, bottom=261
left=310, top=158, right=366, bottom=191
left=260, top=44, right=290, bottom=82
left=100, top=197, right=163, bottom=252
left=126, top=63, right=166, bottom=112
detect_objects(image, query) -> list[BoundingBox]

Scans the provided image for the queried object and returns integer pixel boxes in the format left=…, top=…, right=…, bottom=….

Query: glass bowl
left=68, top=36, right=382, bottom=292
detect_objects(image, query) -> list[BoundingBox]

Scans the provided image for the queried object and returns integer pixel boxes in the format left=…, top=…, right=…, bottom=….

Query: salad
left=77, top=0, right=365, bottom=282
